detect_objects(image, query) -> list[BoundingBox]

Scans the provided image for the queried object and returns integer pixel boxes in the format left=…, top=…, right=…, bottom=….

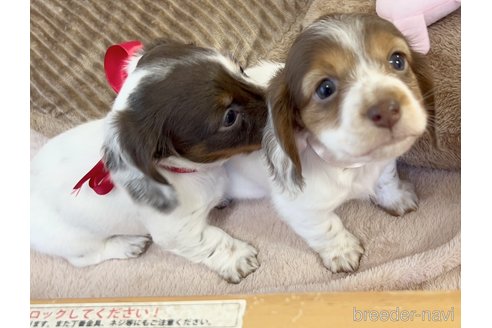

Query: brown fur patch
left=364, top=22, right=411, bottom=62
left=299, top=45, right=356, bottom=135
left=187, top=143, right=261, bottom=163
left=361, top=15, right=435, bottom=137
left=272, top=19, right=358, bottom=138
left=267, top=70, right=303, bottom=183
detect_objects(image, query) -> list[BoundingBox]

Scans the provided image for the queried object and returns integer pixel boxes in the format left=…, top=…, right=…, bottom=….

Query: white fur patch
left=213, top=54, right=240, bottom=75
left=112, top=68, right=151, bottom=112
left=245, top=61, right=284, bottom=87
left=309, top=18, right=363, bottom=52
left=124, top=53, right=143, bottom=76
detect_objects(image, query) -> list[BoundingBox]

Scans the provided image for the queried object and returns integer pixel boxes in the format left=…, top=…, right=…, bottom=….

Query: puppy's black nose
left=366, top=99, right=401, bottom=129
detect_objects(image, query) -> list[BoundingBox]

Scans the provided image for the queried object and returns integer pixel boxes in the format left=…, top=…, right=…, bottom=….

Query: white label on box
left=30, top=299, right=246, bottom=327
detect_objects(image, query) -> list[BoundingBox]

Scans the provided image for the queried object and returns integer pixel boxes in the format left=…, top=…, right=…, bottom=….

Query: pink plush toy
left=377, top=0, right=461, bottom=54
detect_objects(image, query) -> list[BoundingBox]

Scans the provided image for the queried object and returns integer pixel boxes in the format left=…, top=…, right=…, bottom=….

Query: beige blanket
left=30, top=131, right=459, bottom=298
left=30, top=0, right=460, bottom=298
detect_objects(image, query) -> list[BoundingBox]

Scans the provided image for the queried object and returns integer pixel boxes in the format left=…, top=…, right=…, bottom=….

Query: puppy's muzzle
left=366, top=98, right=401, bottom=129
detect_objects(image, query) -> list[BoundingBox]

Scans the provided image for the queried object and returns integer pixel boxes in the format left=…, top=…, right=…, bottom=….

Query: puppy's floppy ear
left=262, top=70, right=304, bottom=194
left=102, top=110, right=179, bottom=213
left=115, top=109, right=176, bottom=184
left=410, top=50, right=436, bottom=143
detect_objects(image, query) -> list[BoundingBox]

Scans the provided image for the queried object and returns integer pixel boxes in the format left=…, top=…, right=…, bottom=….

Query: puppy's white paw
left=373, top=180, right=418, bottom=217
left=67, top=235, right=153, bottom=267
left=212, top=239, right=259, bottom=284
left=106, top=235, right=153, bottom=259
left=320, top=230, right=364, bottom=273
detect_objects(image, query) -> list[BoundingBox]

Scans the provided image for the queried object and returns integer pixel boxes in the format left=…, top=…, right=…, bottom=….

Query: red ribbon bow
left=73, top=41, right=143, bottom=195
left=73, top=160, right=114, bottom=195
left=104, top=40, right=144, bottom=93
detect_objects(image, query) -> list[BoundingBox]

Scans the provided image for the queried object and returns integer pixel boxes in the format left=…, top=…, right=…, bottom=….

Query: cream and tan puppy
left=226, top=14, right=434, bottom=273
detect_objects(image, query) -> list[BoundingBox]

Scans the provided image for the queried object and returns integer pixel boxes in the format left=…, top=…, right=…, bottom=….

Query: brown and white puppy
left=226, top=14, right=434, bottom=273
left=30, top=40, right=268, bottom=283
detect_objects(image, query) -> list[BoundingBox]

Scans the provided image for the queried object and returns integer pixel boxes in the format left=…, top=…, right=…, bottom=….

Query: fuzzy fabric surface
left=30, top=131, right=460, bottom=298
left=30, top=0, right=461, bottom=299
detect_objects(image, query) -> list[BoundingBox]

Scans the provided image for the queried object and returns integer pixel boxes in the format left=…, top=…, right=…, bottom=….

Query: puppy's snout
left=366, top=99, right=401, bottom=129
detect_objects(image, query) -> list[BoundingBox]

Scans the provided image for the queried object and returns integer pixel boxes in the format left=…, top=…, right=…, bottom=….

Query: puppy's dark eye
left=222, top=109, right=238, bottom=128
left=389, top=52, right=405, bottom=71
left=316, top=79, right=336, bottom=100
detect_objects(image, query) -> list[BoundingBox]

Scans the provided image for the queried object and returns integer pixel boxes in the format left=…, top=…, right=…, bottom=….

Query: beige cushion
left=30, top=0, right=460, bottom=169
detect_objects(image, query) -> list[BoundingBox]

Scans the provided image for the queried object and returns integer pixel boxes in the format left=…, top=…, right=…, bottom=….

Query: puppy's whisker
left=421, top=88, right=436, bottom=99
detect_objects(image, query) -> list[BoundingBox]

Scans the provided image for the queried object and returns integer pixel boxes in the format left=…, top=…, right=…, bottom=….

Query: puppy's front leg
left=371, top=160, right=419, bottom=216
left=276, top=204, right=364, bottom=273
left=144, top=213, right=259, bottom=284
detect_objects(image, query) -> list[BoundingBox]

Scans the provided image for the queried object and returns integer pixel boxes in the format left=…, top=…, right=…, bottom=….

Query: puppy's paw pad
left=216, top=240, right=259, bottom=284
left=375, top=180, right=418, bottom=217
left=320, top=230, right=364, bottom=273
